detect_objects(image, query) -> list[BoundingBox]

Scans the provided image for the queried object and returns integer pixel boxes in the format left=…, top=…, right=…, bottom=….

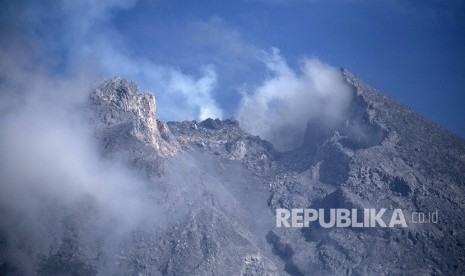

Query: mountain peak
left=89, top=77, right=179, bottom=157
left=93, top=77, right=156, bottom=122
left=2, top=73, right=465, bottom=275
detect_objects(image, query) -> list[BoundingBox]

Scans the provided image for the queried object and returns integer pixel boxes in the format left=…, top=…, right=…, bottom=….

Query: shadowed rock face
left=1, top=71, right=465, bottom=275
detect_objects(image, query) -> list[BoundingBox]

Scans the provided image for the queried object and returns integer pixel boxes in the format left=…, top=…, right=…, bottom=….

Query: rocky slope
left=1, top=71, right=464, bottom=275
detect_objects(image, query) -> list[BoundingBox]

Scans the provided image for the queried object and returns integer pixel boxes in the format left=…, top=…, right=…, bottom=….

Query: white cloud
left=20, top=0, right=224, bottom=121
left=95, top=43, right=223, bottom=121
left=158, top=64, right=223, bottom=121
left=235, top=48, right=352, bottom=151
left=0, top=62, right=166, bottom=273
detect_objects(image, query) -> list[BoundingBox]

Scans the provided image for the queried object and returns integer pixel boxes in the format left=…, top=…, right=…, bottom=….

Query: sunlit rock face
left=90, top=77, right=180, bottom=157
left=1, top=71, right=464, bottom=275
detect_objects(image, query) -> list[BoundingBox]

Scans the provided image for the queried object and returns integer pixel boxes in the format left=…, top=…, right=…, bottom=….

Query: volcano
left=1, top=70, right=464, bottom=275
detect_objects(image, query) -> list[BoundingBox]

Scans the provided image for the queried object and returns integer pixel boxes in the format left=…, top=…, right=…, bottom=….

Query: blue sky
left=2, top=0, right=464, bottom=137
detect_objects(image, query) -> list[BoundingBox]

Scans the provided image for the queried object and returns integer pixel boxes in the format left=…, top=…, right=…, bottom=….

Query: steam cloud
left=0, top=4, right=246, bottom=273
left=9, top=0, right=223, bottom=121
left=0, top=64, right=167, bottom=274
left=0, top=40, right=224, bottom=275
left=235, top=48, right=352, bottom=151
left=0, top=2, right=162, bottom=273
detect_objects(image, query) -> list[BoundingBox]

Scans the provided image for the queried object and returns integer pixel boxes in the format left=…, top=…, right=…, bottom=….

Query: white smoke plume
left=235, top=48, right=352, bottom=151
left=0, top=63, right=168, bottom=274
left=0, top=2, right=165, bottom=273
left=13, top=0, right=223, bottom=121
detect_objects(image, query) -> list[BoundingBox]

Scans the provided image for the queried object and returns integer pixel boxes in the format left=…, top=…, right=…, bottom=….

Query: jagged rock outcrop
left=90, top=77, right=179, bottom=158
left=86, top=78, right=282, bottom=275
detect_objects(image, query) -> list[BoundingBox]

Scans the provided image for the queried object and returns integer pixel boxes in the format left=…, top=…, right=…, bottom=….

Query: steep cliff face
left=1, top=71, right=464, bottom=275
left=90, top=77, right=179, bottom=158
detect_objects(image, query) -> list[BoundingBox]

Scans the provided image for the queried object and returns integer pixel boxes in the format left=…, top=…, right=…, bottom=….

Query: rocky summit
left=2, top=70, right=465, bottom=275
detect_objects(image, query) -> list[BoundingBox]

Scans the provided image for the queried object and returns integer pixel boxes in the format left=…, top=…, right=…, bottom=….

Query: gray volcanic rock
left=90, top=77, right=179, bottom=159
left=87, top=78, right=282, bottom=275
left=2, top=71, right=464, bottom=275
left=265, top=70, right=465, bottom=275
